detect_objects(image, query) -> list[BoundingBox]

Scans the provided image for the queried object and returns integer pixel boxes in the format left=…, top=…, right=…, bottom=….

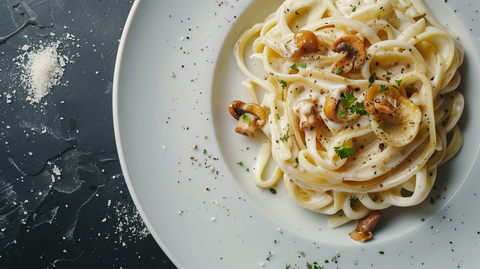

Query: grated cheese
left=17, top=43, right=65, bottom=103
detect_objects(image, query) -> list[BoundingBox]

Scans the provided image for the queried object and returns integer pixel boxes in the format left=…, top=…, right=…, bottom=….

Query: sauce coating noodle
left=231, top=0, right=464, bottom=228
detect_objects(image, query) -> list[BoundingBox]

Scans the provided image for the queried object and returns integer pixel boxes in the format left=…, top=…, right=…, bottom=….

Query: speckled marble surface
left=0, top=0, right=175, bottom=268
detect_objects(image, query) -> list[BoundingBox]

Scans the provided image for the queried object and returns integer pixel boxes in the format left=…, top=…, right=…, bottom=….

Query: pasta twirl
left=230, top=0, right=464, bottom=237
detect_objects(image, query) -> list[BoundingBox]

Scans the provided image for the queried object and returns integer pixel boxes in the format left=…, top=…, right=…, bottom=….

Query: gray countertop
left=0, top=0, right=175, bottom=267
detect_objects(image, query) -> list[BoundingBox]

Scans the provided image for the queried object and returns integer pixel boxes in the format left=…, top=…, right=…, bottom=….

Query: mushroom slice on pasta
left=365, top=84, right=422, bottom=147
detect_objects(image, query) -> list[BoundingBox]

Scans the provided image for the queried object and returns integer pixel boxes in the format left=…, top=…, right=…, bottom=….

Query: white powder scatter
left=17, top=43, right=65, bottom=103
left=52, top=165, right=62, bottom=176
left=113, top=201, right=150, bottom=247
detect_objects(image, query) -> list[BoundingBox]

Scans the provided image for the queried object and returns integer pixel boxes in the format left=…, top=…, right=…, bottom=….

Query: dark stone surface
left=0, top=0, right=176, bottom=268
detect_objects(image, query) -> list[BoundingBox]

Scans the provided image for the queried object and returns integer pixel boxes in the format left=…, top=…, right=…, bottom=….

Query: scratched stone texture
left=0, top=0, right=176, bottom=268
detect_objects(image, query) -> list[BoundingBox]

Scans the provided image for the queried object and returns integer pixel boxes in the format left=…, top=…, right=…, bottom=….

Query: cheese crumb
left=18, top=43, right=65, bottom=103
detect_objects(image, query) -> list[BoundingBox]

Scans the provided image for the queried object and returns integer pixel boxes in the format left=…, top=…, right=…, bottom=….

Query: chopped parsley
left=269, top=188, right=277, bottom=194
left=242, top=114, right=250, bottom=124
left=376, top=11, right=382, bottom=20
left=350, top=196, right=358, bottom=206
left=280, top=80, right=287, bottom=89
left=298, top=250, right=304, bottom=255
left=393, top=79, right=402, bottom=90
left=378, top=84, right=390, bottom=92
left=336, top=66, right=344, bottom=74
left=430, top=197, right=435, bottom=204
left=307, top=262, right=324, bottom=269
left=290, top=64, right=299, bottom=71
left=379, top=251, right=385, bottom=255
left=349, top=102, right=368, bottom=116
left=299, top=63, right=307, bottom=69
left=237, top=161, right=244, bottom=166
left=372, top=195, right=378, bottom=202
left=204, top=135, right=208, bottom=139
left=352, top=6, right=357, bottom=12
left=368, top=75, right=375, bottom=88
left=341, top=92, right=357, bottom=108
left=280, top=127, right=290, bottom=142
left=286, top=266, right=291, bottom=269
left=386, top=71, right=392, bottom=75
left=337, top=107, right=348, bottom=119
left=203, top=149, right=207, bottom=154
left=339, top=92, right=368, bottom=118
left=334, top=140, right=355, bottom=159
left=246, top=168, right=250, bottom=172
left=295, top=157, right=299, bottom=164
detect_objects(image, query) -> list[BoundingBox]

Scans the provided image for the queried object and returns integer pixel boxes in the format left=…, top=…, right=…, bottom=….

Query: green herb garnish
left=379, top=251, right=385, bottom=255
left=386, top=71, right=392, bottom=75
left=280, top=80, right=287, bottom=89
left=336, top=66, right=344, bottom=74
left=269, top=188, right=277, bottom=194
left=280, top=127, right=290, bottom=142
left=339, top=92, right=368, bottom=117
left=299, top=63, right=307, bottom=69
left=341, top=92, right=357, bottom=108
left=393, top=79, right=402, bottom=90
left=349, top=101, right=368, bottom=116
left=246, top=168, right=250, bottom=172
left=350, top=196, right=358, bottom=206
left=430, top=197, right=435, bottom=204
left=334, top=140, right=355, bottom=159
left=290, top=64, right=299, bottom=71
left=295, top=157, right=299, bottom=164
left=376, top=11, right=382, bottom=20
left=203, top=149, right=207, bottom=154
left=237, top=161, right=244, bottom=166
left=204, top=136, right=208, bottom=139
left=242, top=114, right=250, bottom=124
left=352, top=6, right=357, bottom=12
left=338, top=108, right=347, bottom=119
left=378, top=84, right=390, bottom=92
left=368, top=75, right=375, bottom=88
left=307, top=262, right=323, bottom=269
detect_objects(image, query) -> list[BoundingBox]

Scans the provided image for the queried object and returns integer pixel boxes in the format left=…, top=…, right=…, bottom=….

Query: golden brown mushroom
left=364, top=84, right=398, bottom=122
left=323, top=86, right=354, bottom=123
left=331, top=34, right=366, bottom=74
left=294, top=99, right=318, bottom=130
left=284, top=30, right=320, bottom=58
left=228, top=100, right=267, bottom=138
left=349, top=210, right=382, bottom=242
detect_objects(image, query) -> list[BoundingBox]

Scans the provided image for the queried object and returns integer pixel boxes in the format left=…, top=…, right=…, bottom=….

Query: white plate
left=114, top=0, right=480, bottom=267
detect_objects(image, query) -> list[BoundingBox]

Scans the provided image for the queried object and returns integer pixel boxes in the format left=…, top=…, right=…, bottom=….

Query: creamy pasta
left=229, top=0, right=464, bottom=239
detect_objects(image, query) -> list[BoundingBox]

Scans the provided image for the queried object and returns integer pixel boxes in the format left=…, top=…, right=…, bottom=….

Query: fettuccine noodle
left=231, top=0, right=464, bottom=229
